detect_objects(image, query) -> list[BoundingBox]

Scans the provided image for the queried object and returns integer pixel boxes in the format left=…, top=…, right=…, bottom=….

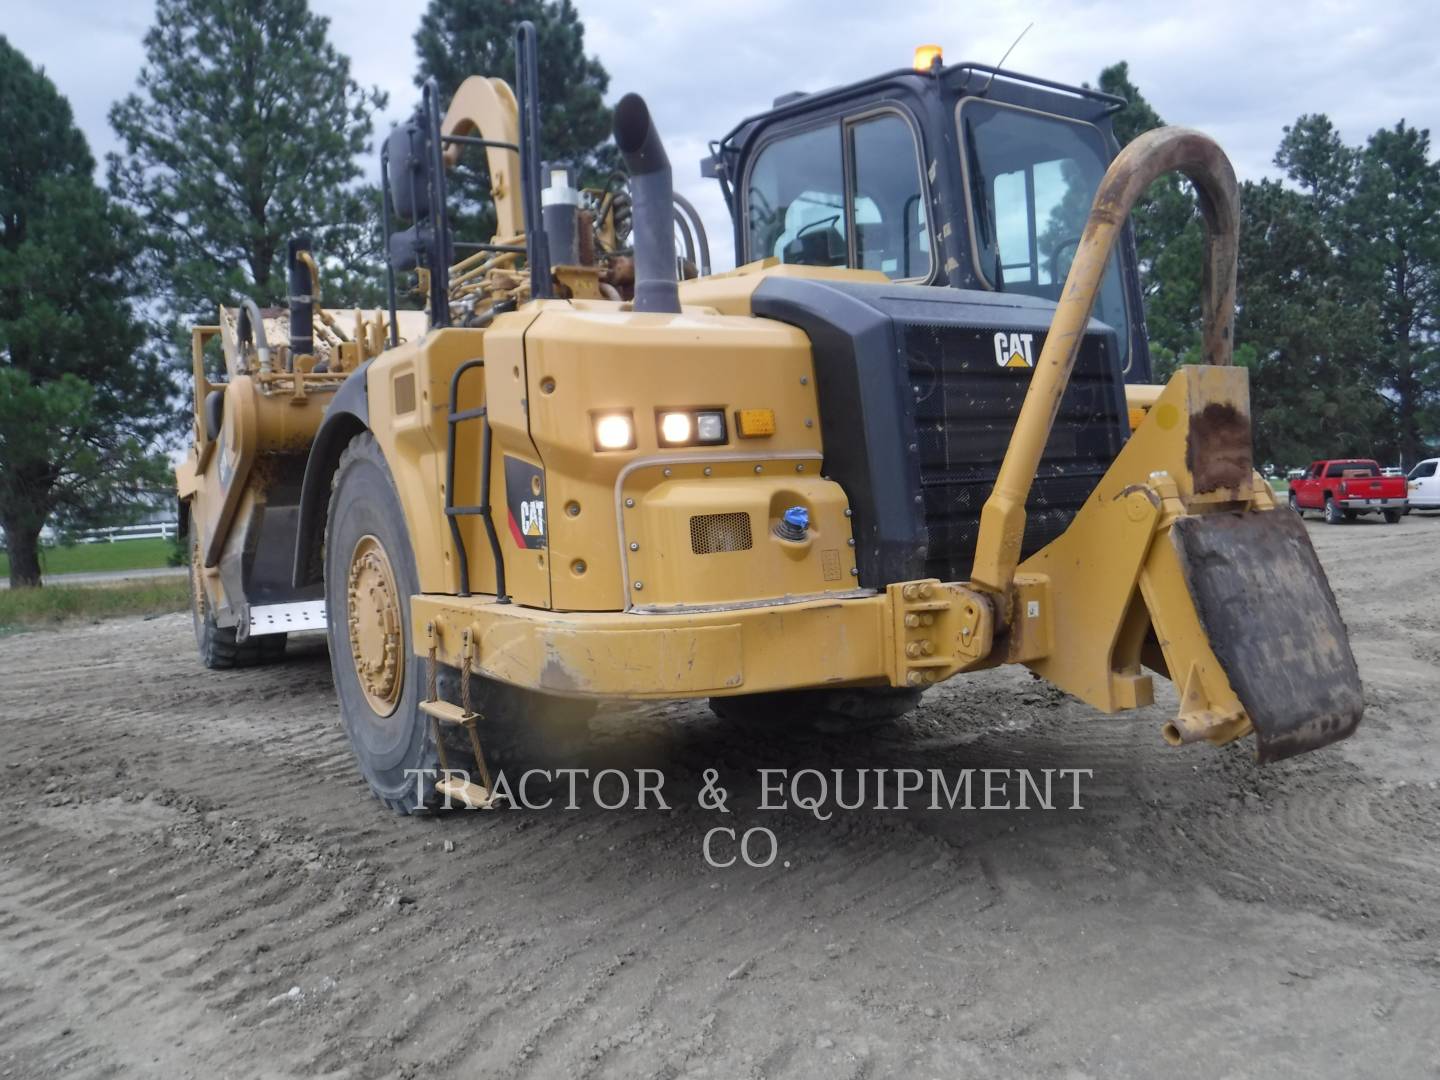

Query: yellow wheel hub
left=347, top=535, right=404, bottom=716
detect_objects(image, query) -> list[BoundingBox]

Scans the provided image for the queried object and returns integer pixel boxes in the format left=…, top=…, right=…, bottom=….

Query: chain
left=424, top=621, right=450, bottom=776
left=460, top=628, right=473, bottom=717
left=458, top=628, right=494, bottom=794
left=425, top=621, right=438, bottom=702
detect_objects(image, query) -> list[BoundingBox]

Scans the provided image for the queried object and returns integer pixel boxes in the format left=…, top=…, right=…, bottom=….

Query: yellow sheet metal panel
left=478, top=311, right=552, bottom=606
left=522, top=305, right=827, bottom=612
left=675, top=261, right=890, bottom=316
left=620, top=464, right=857, bottom=608
left=366, top=335, right=449, bottom=595
left=199, top=375, right=258, bottom=568
left=364, top=315, right=555, bottom=604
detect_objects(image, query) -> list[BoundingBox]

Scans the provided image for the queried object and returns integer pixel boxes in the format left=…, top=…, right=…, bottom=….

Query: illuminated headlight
left=658, top=409, right=727, bottom=447
left=660, top=412, right=692, bottom=444
left=594, top=412, right=635, bottom=451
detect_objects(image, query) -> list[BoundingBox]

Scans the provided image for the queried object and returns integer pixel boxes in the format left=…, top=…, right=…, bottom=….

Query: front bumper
left=412, top=578, right=1006, bottom=699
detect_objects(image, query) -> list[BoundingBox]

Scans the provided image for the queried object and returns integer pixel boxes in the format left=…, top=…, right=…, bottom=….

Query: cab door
left=1408, top=459, right=1439, bottom=508
left=1293, top=463, right=1323, bottom=509
left=741, top=109, right=936, bottom=284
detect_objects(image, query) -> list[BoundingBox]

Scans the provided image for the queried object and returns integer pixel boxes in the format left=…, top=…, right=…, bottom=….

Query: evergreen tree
left=1277, top=115, right=1440, bottom=464
left=0, top=38, right=169, bottom=587
left=1233, top=179, right=1384, bottom=466
left=1349, top=123, right=1440, bottom=464
left=413, top=0, right=614, bottom=242
left=107, top=0, right=388, bottom=322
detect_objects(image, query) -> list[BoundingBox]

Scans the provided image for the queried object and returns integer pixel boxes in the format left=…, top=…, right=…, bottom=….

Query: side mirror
left=385, top=112, right=449, bottom=274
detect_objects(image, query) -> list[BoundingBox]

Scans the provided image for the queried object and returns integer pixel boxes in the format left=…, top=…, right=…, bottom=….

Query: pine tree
left=1233, top=179, right=1384, bottom=466
left=107, top=0, right=388, bottom=321
left=1277, top=115, right=1440, bottom=464
left=0, top=37, right=169, bottom=588
left=1349, top=123, right=1440, bottom=464
left=413, top=0, right=614, bottom=242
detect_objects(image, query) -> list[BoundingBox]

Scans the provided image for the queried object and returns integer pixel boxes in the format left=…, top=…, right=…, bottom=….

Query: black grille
left=751, top=277, right=1131, bottom=589
left=900, top=322, right=1127, bottom=581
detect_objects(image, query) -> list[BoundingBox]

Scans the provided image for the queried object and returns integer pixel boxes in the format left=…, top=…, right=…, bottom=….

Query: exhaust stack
left=287, top=235, right=315, bottom=364
left=613, top=94, right=679, bottom=314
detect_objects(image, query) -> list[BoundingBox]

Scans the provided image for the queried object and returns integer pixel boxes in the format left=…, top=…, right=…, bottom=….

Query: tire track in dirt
left=1, top=517, right=1438, bottom=1077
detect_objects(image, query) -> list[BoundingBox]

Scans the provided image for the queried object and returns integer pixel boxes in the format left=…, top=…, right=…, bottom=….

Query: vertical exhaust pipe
left=613, top=93, right=680, bottom=314
left=287, top=234, right=315, bottom=364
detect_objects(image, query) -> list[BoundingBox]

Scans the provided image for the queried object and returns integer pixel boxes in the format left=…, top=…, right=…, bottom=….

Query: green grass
left=0, top=579, right=190, bottom=631
left=0, top=537, right=177, bottom=578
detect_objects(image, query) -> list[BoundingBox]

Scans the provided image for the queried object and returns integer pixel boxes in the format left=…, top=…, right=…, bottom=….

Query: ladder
left=443, top=357, right=509, bottom=601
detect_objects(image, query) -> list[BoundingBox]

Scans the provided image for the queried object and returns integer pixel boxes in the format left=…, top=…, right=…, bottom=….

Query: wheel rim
left=346, top=534, right=404, bottom=717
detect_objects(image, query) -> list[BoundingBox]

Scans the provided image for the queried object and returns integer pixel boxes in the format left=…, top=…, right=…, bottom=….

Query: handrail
left=968, top=126, right=1240, bottom=599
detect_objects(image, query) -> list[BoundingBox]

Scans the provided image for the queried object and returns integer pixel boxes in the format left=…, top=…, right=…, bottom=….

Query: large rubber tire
left=1287, top=491, right=1301, bottom=517
left=188, top=529, right=287, bottom=669
left=324, top=434, right=451, bottom=813
left=1384, top=509, right=1402, bottom=524
left=323, top=434, right=595, bottom=813
left=1324, top=497, right=1345, bottom=525
left=709, top=686, right=924, bottom=734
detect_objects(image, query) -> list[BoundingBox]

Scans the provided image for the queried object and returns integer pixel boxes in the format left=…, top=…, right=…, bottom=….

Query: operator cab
left=704, top=51, right=1152, bottom=382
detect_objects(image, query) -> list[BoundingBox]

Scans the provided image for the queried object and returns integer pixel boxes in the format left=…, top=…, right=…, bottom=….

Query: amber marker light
left=913, top=44, right=943, bottom=71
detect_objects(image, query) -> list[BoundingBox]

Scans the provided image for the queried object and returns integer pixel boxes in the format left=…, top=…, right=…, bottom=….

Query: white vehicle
left=1407, top=459, right=1440, bottom=510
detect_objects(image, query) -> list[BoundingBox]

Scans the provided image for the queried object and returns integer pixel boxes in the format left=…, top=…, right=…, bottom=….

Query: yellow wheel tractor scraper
left=176, top=25, right=1361, bottom=812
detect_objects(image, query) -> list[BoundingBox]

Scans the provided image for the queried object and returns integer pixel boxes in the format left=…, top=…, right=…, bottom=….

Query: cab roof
left=714, top=60, right=1125, bottom=163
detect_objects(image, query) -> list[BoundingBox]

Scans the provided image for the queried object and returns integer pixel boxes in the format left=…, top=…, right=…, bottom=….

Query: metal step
left=434, top=774, right=501, bottom=810
left=248, top=600, right=326, bottom=636
left=420, top=699, right=471, bottom=726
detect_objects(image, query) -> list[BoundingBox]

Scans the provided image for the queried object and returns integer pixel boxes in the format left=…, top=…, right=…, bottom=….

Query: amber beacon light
left=913, top=44, right=943, bottom=71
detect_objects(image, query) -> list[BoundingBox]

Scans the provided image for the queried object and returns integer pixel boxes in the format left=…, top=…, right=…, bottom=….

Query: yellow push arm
left=969, top=127, right=1241, bottom=599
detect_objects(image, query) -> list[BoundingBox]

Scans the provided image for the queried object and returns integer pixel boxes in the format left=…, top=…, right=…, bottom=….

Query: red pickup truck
left=1288, top=459, right=1407, bottom=524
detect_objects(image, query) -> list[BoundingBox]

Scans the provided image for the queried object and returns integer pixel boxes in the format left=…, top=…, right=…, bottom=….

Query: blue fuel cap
left=776, top=505, right=810, bottom=542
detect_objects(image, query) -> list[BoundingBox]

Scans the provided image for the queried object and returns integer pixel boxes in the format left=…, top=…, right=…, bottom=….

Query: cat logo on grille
left=993, top=330, right=1035, bottom=369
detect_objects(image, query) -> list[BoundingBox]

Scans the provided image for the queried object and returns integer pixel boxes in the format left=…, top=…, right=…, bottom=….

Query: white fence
left=71, top=522, right=179, bottom=544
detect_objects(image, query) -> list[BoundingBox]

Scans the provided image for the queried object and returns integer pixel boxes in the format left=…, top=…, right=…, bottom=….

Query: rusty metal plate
left=1171, top=510, right=1362, bottom=762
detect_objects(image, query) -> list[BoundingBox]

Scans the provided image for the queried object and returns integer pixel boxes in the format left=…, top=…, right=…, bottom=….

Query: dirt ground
left=1, top=513, right=1438, bottom=1079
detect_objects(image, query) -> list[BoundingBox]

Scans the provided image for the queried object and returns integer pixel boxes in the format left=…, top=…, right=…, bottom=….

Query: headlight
left=593, top=412, right=635, bottom=451
left=657, top=409, right=727, bottom=447
left=659, top=412, right=692, bottom=444
left=695, top=411, right=726, bottom=443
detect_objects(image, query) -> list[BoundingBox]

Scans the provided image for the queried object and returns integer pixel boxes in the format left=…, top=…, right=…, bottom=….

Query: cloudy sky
left=7, top=0, right=1439, bottom=268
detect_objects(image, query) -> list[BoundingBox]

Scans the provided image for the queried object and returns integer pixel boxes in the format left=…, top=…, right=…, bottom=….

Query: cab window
left=746, top=124, right=846, bottom=268
left=959, top=99, right=1131, bottom=366
left=1327, top=462, right=1376, bottom=477
left=851, top=114, right=931, bottom=279
left=745, top=113, right=931, bottom=280
left=1409, top=461, right=1436, bottom=479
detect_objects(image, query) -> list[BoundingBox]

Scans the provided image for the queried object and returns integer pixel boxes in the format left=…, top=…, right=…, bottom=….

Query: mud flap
left=1170, top=510, right=1362, bottom=762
